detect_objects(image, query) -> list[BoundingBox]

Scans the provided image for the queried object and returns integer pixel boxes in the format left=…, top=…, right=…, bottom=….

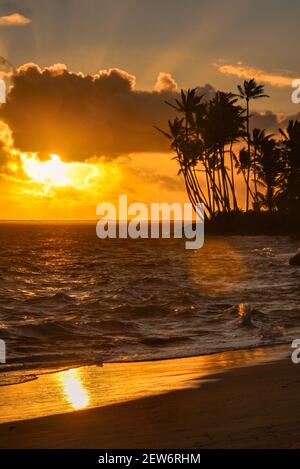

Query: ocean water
left=0, top=223, right=299, bottom=373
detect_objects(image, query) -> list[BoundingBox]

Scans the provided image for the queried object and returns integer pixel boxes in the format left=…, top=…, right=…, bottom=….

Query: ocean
left=0, top=223, right=299, bottom=374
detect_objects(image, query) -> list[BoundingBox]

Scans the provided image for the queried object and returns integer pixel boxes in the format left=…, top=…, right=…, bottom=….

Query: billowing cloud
left=1, top=62, right=291, bottom=166
left=0, top=12, right=31, bottom=26
left=1, top=63, right=214, bottom=160
left=216, top=63, right=297, bottom=88
left=154, top=72, right=178, bottom=92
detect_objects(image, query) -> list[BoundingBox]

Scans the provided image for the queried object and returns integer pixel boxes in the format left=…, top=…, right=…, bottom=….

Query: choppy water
left=0, top=223, right=299, bottom=373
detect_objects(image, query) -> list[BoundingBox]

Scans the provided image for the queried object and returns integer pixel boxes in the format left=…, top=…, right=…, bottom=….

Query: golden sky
left=0, top=0, right=299, bottom=219
left=0, top=63, right=292, bottom=220
left=0, top=119, right=187, bottom=220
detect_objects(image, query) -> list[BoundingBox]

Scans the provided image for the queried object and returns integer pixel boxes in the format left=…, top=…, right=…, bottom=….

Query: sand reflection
left=59, top=369, right=89, bottom=410
left=0, top=345, right=288, bottom=424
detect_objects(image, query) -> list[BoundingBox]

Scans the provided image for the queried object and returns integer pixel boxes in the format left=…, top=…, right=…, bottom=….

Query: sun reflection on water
left=59, top=368, right=89, bottom=410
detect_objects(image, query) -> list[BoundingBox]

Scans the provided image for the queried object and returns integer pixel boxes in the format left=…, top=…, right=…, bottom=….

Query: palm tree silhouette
left=252, top=128, right=274, bottom=209
left=157, top=89, right=246, bottom=215
left=252, top=130, right=282, bottom=211
left=279, top=120, right=300, bottom=212
left=203, top=91, right=245, bottom=212
left=235, top=79, right=269, bottom=211
left=156, top=84, right=300, bottom=221
left=155, top=109, right=212, bottom=217
left=235, top=148, right=255, bottom=204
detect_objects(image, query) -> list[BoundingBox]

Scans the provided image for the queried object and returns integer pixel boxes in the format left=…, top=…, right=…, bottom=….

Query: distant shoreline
left=206, top=211, right=300, bottom=236
left=0, top=212, right=300, bottom=237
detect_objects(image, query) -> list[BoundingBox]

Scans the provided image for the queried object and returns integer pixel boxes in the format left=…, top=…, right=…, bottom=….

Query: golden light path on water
left=58, top=369, right=90, bottom=410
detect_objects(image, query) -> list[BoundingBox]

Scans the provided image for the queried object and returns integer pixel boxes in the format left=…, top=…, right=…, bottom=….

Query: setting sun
left=21, top=153, right=100, bottom=190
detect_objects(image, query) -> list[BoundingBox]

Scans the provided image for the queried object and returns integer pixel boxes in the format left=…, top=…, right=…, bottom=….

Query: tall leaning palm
left=236, top=79, right=269, bottom=211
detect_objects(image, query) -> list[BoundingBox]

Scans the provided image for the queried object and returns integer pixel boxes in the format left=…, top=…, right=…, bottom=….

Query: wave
left=237, top=303, right=256, bottom=328
left=24, top=292, right=76, bottom=305
left=140, top=335, right=190, bottom=347
left=0, top=229, right=299, bottom=375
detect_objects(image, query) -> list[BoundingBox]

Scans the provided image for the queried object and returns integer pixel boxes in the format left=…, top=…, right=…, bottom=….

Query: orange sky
left=0, top=0, right=299, bottom=219
left=0, top=121, right=189, bottom=220
left=0, top=119, right=253, bottom=220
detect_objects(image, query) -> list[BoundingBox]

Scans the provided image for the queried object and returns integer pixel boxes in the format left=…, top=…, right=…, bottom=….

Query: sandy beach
left=1, top=346, right=299, bottom=449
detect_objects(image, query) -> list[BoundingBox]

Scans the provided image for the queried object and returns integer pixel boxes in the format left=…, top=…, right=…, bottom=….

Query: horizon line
left=0, top=219, right=197, bottom=223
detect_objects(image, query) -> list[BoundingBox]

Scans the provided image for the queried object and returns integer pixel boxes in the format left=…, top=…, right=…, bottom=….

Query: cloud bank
left=1, top=63, right=296, bottom=163
left=1, top=63, right=214, bottom=160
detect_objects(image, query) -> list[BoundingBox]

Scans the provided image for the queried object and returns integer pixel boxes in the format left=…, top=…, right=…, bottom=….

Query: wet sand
left=0, top=347, right=299, bottom=448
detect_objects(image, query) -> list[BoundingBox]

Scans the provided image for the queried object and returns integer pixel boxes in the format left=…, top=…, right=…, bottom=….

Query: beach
left=1, top=345, right=299, bottom=449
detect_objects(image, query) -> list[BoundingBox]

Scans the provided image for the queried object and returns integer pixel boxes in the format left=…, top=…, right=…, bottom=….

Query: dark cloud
left=251, top=110, right=300, bottom=135
left=0, top=1, right=31, bottom=17
left=251, top=111, right=279, bottom=132
left=0, top=63, right=215, bottom=160
left=276, top=111, right=300, bottom=131
left=2, top=62, right=294, bottom=161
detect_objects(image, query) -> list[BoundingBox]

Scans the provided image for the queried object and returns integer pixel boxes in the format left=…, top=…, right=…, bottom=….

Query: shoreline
left=1, top=344, right=298, bottom=448
left=0, top=338, right=293, bottom=378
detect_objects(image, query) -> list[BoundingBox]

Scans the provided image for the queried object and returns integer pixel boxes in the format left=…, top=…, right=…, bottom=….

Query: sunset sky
left=0, top=0, right=299, bottom=220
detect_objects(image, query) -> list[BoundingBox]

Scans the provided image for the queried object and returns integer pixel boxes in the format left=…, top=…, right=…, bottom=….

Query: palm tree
left=156, top=85, right=281, bottom=219
left=163, top=89, right=214, bottom=215
left=254, top=133, right=282, bottom=212
left=252, top=128, right=274, bottom=209
left=236, top=79, right=269, bottom=211
left=165, top=88, right=204, bottom=137
left=234, top=148, right=255, bottom=203
left=203, top=92, right=245, bottom=212
left=155, top=108, right=213, bottom=217
left=157, top=89, right=247, bottom=216
left=279, top=120, right=300, bottom=212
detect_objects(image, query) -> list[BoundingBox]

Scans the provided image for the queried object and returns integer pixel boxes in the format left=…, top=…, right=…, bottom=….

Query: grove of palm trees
left=158, top=79, right=300, bottom=233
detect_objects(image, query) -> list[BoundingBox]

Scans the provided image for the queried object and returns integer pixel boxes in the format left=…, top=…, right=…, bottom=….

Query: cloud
left=242, top=109, right=300, bottom=136
left=275, top=111, right=300, bottom=132
left=251, top=111, right=280, bottom=132
left=154, top=72, right=178, bottom=92
left=1, top=64, right=214, bottom=160
left=216, top=63, right=297, bottom=88
left=2, top=62, right=290, bottom=165
left=0, top=12, right=31, bottom=26
left=125, top=164, right=183, bottom=192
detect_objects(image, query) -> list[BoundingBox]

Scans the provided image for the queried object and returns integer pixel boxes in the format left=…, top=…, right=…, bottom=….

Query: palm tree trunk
left=246, top=98, right=251, bottom=211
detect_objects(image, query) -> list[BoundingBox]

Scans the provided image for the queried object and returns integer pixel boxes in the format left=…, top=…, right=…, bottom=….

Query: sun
left=21, top=153, right=100, bottom=190
left=22, top=153, right=72, bottom=187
